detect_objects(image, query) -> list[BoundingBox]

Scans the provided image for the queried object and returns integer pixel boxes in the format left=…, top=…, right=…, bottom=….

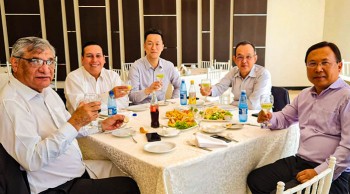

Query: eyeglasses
left=306, top=61, right=335, bottom=68
left=236, top=55, right=255, bottom=62
left=14, top=56, right=56, bottom=68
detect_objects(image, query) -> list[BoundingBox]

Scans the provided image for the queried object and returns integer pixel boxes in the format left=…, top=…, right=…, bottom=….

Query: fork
left=131, top=134, right=138, bottom=143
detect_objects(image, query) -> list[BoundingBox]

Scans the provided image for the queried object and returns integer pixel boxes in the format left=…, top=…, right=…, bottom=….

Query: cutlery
left=131, top=135, right=138, bottom=143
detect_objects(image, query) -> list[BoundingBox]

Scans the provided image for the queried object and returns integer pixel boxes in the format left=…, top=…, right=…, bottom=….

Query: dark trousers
left=40, top=171, right=140, bottom=194
left=247, top=155, right=349, bottom=194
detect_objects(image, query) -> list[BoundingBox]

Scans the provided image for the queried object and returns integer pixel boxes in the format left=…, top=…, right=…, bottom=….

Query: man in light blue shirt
left=248, top=41, right=350, bottom=194
left=128, top=28, right=181, bottom=104
left=200, top=41, right=271, bottom=109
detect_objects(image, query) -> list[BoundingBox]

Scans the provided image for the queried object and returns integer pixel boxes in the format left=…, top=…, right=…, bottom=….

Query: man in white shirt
left=0, top=37, right=140, bottom=194
left=65, top=41, right=129, bottom=114
left=200, top=41, right=271, bottom=109
left=128, top=28, right=181, bottom=104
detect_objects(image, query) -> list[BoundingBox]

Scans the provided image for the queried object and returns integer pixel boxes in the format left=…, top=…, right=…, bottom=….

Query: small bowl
left=224, top=115, right=233, bottom=121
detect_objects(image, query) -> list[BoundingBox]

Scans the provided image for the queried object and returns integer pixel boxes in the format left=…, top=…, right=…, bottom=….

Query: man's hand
left=68, top=101, right=101, bottom=130
left=112, top=86, right=129, bottom=98
left=257, top=110, right=272, bottom=123
left=296, top=169, right=318, bottom=183
left=145, top=81, right=162, bottom=95
left=101, top=114, right=126, bottom=131
left=199, top=84, right=212, bottom=96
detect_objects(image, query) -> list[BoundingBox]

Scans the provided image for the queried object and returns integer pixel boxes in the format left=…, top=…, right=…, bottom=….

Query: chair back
left=341, top=60, right=350, bottom=76
left=276, top=156, right=336, bottom=194
left=0, top=144, right=30, bottom=194
left=214, top=60, right=231, bottom=70
left=49, top=57, right=58, bottom=91
left=271, top=86, right=290, bottom=112
left=201, top=60, right=214, bottom=69
left=121, top=63, right=133, bottom=81
left=112, top=69, right=122, bottom=77
left=207, top=68, right=222, bottom=84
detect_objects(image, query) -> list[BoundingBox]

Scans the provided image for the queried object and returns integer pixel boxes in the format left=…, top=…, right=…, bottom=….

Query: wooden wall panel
left=0, top=8, right=5, bottom=64
left=144, top=16, right=177, bottom=47
left=144, top=0, right=176, bottom=14
left=182, top=0, right=197, bottom=63
left=214, top=0, right=231, bottom=61
left=4, top=0, right=39, bottom=13
left=234, top=0, right=267, bottom=14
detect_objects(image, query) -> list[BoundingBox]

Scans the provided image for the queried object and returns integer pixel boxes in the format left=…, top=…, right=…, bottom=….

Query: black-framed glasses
left=14, top=56, right=56, bottom=68
left=236, top=55, right=255, bottom=62
left=306, top=60, right=335, bottom=68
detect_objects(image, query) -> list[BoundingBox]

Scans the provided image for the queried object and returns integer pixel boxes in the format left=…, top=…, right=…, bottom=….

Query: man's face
left=82, top=45, right=105, bottom=78
left=233, top=44, right=257, bottom=77
left=11, top=48, right=55, bottom=93
left=144, top=34, right=164, bottom=60
left=306, top=46, right=342, bottom=94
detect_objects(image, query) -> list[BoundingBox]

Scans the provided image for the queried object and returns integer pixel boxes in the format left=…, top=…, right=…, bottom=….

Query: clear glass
left=260, top=94, right=274, bottom=128
left=122, top=80, right=132, bottom=94
left=194, top=107, right=204, bottom=130
left=156, top=73, right=164, bottom=90
left=84, top=93, right=102, bottom=129
left=201, top=79, right=211, bottom=102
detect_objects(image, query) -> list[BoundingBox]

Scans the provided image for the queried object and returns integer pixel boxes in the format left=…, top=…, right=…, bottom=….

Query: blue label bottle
left=238, top=90, right=248, bottom=122
left=108, top=90, right=117, bottom=117
left=180, top=80, right=187, bottom=105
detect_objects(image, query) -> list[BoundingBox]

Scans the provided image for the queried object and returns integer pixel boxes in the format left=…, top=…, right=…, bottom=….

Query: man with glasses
left=128, top=28, right=181, bottom=104
left=0, top=37, right=140, bottom=194
left=248, top=41, right=350, bottom=194
left=65, top=41, right=129, bottom=114
left=200, top=40, right=271, bottom=109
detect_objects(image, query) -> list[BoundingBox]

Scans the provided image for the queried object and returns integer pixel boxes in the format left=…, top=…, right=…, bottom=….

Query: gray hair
left=11, top=36, right=56, bottom=57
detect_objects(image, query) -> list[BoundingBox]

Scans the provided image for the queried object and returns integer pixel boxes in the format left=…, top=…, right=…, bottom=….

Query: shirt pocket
left=316, top=107, right=340, bottom=135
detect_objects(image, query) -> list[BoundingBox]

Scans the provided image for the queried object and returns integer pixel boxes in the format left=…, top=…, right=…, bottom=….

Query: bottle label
left=150, top=105, right=158, bottom=112
left=108, top=107, right=117, bottom=116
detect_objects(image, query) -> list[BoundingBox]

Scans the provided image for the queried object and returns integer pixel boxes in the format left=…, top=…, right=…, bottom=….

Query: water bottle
left=188, top=80, right=196, bottom=105
left=108, top=90, right=117, bottom=117
left=180, top=80, right=187, bottom=105
left=238, top=90, right=248, bottom=122
left=150, top=92, right=160, bottom=128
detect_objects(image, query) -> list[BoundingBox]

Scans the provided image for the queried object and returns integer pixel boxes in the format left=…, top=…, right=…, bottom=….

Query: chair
left=112, top=69, right=122, bottom=77
left=214, top=60, right=231, bottom=70
left=49, top=57, right=58, bottom=91
left=207, top=68, right=222, bottom=85
left=201, top=60, right=214, bottom=69
left=276, top=156, right=336, bottom=194
left=341, top=60, right=350, bottom=76
left=121, top=63, right=132, bottom=81
left=6, top=61, right=11, bottom=77
left=271, top=86, right=290, bottom=112
left=0, top=144, right=30, bottom=194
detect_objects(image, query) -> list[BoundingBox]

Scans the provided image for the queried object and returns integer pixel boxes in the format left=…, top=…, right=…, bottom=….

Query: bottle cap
left=109, top=90, right=114, bottom=95
left=132, top=113, right=137, bottom=117
left=190, top=80, right=194, bottom=84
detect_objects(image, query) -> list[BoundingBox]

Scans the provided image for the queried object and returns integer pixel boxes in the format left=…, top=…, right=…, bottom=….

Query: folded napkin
left=195, top=133, right=228, bottom=148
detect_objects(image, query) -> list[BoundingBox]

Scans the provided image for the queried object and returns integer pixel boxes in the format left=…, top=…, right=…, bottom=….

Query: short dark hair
left=144, top=28, right=163, bottom=42
left=234, top=40, right=256, bottom=56
left=82, top=41, right=104, bottom=56
left=304, top=41, right=342, bottom=63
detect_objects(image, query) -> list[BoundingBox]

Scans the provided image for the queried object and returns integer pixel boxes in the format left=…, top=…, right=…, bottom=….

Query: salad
left=203, top=106, right=233, bottom=120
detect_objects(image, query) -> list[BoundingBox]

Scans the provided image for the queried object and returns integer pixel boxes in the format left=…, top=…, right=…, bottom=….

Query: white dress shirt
left=65, top=66, right=129, bottom=114
left=211, top=64, right=272, bottom=109
left=0, top=76, right=85, bottom=194
left=128, top=56, right=181, bottom=104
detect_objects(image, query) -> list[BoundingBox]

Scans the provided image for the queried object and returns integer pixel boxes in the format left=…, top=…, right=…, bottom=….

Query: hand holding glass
left=83, top=93, right=102, bottom=128
left=156, top=73, right=164, bottom=90
left=260, top=94, right=274, bottom=128
left=201, top=79, right=211, bottom=101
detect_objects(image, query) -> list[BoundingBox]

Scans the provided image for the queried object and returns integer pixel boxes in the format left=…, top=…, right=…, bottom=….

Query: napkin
left=195, top=133, right=228, bottom=148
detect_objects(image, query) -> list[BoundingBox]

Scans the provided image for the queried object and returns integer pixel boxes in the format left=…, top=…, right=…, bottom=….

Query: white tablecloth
left=78, top=100, right=299, bottom=194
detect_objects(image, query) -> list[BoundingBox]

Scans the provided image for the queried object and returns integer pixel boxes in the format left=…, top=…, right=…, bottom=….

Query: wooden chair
left=276, top=156, right=336, bottom=194
left=121, top=63, right=132, bottom=81
left=214, top=60, right=231, bottom=70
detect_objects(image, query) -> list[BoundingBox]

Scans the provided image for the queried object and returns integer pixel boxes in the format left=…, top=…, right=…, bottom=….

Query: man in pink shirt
left=248, top=41, right=350, bottom=194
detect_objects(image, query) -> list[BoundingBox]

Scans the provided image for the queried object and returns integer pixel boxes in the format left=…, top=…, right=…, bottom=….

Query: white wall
left=265, top=0, right=326, bottom=87
left=323, top=0, right=350, bottom=62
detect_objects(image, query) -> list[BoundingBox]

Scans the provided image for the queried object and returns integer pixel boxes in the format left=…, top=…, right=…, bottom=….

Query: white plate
left=196, top=99, right=205, bottom=106
left=111, top=128, right=135, bottom=137
left=144, top=142, right=176, bottom=153
left=201, top=125, right=226, bottom=134
left=218, top=105, right=237, bottom=111
left=126, top=105, right=148, bottom=112
left=157, top=128, right=180, bottom=137
left=202, top=119, right=230, bottom=122
left=158, top=101, right=170, bottom=106
left=224, top=123, right=244, bottom=130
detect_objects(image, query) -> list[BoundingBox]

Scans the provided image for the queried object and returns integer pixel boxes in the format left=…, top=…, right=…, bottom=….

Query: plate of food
left=165, top=108, right=197, bottom=130
left=144, top=142, right=176, bottom=154
left=202, top=106, right=233, bottom=121
left=224, top=123, right=244, bottom=130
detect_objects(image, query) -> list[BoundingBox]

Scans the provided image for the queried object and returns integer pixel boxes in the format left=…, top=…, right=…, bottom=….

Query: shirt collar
left=234, top=64, right=257, bottom=78
left=310, top=77, right=345, bottom=95
left=142, top=56, right=163, bottom=71
left=81, top=66, right=106, bottom=81
left=9, top=75, right=49, bottom=101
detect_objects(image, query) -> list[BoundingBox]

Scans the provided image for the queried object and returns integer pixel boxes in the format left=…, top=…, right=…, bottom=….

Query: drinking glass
left=122, top=80, right=132, bottom=94
left=156, top=73, right=164, bottom=90
left=194, top=107, right=204, bottom=129
left=84, top=93, right=102, bottom=128
left=201, top=79, right=211, bottom=101
left=260, top=94, right=274, bottom=128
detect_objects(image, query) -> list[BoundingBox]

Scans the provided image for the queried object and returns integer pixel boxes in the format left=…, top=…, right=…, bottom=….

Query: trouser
left=247, top=155, right=349, bottom=194
left=39, top=171, right=140, bottom=194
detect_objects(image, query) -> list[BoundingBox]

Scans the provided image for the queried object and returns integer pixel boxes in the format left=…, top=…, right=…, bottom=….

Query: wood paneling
left=234, top=0, right=267, bottom=14
left=233, top=16, right=266, bottom=46
left=144, top=16, right=177, bottom=47
left=79, top=0, right=105, bottom=6
left=7, top=15, right=42, bottom=46
left=4, top=0, right=39, bottom=13
left=214, top=0, right=231, bottom=61
left=182, top=0, right=197, bottom=63
left=144, top=0, right=176, bottom=14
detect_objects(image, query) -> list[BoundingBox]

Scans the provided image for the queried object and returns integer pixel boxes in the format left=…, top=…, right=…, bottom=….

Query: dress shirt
left=128, top=56, right=181, bottom=104
left=269, top=78, right=350, bottom=179
left=0, top=76, right=85, bottom=194
left=65, top=66, right=129, bottom=113
left=211, top=64, right=271, bottom=109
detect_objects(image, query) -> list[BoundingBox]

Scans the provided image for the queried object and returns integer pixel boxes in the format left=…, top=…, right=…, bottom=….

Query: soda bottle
left=238, top=90, right=248, bottom=122
left=108, top=90, right=117, bottom=117
left=180, top=80, right=187, bottom=105
left=150, top=92, right=160, bottom=128
left=188, top=80, right=196, bottom=105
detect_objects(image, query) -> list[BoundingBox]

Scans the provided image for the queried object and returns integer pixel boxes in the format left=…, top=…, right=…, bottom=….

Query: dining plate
left=144, top=142, right=176, bottom=154
left=158, top=101, right=170, bottom=106
left=126, top=105, right=148, bottom=112
left=196, top=99, right=205, bottom=106
left=224, top=123, right=244, bottom=130
left=200, top=125, right=226, bottom=134
left=157, top=128, right=180, bottom=137
left=202, top=119, right=230, bottom=122
left=111, top=128, right=135, bottom=137
left=218, top=105, right=237, bottom=111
